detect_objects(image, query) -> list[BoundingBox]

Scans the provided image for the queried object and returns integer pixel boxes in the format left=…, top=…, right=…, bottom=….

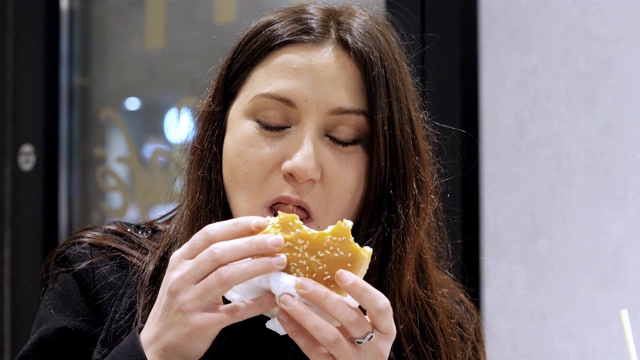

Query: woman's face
left=222, top=44, right=369, bottom=230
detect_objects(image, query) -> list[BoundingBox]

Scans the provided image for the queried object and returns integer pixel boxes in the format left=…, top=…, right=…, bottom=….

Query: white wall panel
left=479, top=1, right=640, bottom=358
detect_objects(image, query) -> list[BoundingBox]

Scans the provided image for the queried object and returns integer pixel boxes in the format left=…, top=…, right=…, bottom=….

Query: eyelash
left=328, top=136, right=361, bottom=148
left=257, top=121, right=288, bottom=133
left=256, top=120, right=361, bottom=148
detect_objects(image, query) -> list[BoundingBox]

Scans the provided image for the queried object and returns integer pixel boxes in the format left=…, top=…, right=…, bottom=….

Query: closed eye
left=327, top=135, right=361, bottom=148
left=257, top=120, right=289, bottom=133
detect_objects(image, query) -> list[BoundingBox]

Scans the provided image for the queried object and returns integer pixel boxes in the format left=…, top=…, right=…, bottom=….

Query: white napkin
left=224, top=271, right=359, bottom=335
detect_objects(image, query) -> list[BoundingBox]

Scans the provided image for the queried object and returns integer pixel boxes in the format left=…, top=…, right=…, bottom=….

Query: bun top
left=261, top=211, right=373, bottom=295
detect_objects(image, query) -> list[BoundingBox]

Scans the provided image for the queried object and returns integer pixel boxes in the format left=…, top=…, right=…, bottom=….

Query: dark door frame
left=387, top=0, right=481, bottom=309
left=1, top=0, right=60, bottom=357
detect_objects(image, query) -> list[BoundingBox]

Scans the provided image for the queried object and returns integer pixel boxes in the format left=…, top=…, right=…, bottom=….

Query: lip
left=265, top=195, right=313, bottom=224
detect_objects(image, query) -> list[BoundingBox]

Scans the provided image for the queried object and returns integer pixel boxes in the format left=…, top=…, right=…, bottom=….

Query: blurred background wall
left=480, top=1, right=640, bottom=358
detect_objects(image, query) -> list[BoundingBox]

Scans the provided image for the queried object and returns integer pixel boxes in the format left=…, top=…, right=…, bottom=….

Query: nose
left=281, top=136, right=322, bottom=185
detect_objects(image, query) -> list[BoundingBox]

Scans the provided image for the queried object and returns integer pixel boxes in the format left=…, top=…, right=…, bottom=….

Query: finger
left=335, top=270, right=395, bottom=336
left=187, top=233, right=284, bottom=282
left=182, top=292, right=279, bottom=343
left=218, top=292, right=279, bottom=325
left=175, top=217, right=268, bottom=260
left=278, top=293, right=352, bottom=356
left=294, top=278, right=371, bottom=340
left=276, top=299, right=336, bottom=360
left=197, top=254, right=287, bottom=299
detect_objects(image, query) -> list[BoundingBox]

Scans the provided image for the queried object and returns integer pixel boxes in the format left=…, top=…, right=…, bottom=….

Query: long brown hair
left=51, top=3, right=485, bottom=359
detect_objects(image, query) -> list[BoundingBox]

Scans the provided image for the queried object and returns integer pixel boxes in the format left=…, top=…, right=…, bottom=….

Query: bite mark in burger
left=261, top=211, right=373, bottom=295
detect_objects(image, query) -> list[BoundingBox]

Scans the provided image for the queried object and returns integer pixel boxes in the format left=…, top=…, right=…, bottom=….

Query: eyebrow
left=251, top=92, right=369, bottom=118
left=251, top=92, right=296, bottom=109
left=328, top=107, right=369, bottom=118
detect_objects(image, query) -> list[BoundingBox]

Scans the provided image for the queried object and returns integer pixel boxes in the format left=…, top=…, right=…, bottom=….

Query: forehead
left=236, top=43, right=366, bottom=103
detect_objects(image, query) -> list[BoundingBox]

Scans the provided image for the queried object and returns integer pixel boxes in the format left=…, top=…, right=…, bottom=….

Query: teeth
left=270, top=202, right=310, bottom=221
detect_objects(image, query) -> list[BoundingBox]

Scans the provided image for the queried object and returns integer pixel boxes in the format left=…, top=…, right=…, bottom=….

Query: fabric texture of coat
left=17, top=238, right=307, bottom=359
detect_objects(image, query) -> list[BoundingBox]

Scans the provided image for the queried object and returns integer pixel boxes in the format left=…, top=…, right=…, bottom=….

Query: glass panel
left=63, top=0, right=383, bottom=234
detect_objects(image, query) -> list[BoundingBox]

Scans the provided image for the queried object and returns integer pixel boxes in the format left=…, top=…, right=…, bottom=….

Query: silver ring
left=352, top=331, right=375, bottom=346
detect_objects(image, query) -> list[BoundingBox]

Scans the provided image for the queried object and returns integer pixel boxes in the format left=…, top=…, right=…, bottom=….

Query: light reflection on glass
left=163, top=106, right=195, bottom=144
left=124, top=96, right=142, bottom=111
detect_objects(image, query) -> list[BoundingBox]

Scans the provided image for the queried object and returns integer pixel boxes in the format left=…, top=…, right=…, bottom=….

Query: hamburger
left=261, top=211, right=373, bottom=295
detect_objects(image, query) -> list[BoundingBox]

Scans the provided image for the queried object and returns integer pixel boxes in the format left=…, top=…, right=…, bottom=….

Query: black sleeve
left=100, top=327, right=148, bottom=359
left=16, top=244, right=148, bottom=360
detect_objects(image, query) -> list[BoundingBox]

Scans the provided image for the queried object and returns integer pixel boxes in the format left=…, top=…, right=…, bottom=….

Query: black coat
left=17, top=242, right=307, bottom=359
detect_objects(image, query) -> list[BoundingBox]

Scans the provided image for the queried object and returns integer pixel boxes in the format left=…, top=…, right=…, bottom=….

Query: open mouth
left=270, top=202, right=310, bottom=222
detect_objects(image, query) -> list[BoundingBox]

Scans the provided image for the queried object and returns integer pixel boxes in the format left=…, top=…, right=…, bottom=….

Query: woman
left=19, top=3, right=485, bottom=359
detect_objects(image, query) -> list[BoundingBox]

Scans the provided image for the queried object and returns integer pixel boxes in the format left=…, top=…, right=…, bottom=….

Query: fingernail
left=252, top=217, right=268, bottom=230
left=279, top=293, right=296, bottom=309
left=295, top=278, right=312, bottom=292
left=335, top=269, right=353, bottom=284
left=272, top=254, right=287, bottom=267
left=267, top=235, right=284, bottom=249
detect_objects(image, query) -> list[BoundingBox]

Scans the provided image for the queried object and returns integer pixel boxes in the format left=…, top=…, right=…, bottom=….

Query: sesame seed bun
left=261, top=211, right=373, bottom=295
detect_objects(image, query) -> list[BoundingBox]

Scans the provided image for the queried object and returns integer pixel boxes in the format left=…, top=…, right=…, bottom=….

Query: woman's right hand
left=139, top=216, right=286, bottom=360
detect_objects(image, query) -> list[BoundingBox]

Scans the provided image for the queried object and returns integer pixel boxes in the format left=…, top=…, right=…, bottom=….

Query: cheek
left=222, top=124, right=276, bottom=216
left=333, top=154, right=369, bottom=218
left=222, top=120, right=253, bottom=178
left=222, top=130, right=251, bottom=200
left=222, top=144, right=252, bottom=217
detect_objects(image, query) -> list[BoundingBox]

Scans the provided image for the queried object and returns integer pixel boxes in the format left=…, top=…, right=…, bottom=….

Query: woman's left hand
left=276, top=269, right=396, bottom=359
